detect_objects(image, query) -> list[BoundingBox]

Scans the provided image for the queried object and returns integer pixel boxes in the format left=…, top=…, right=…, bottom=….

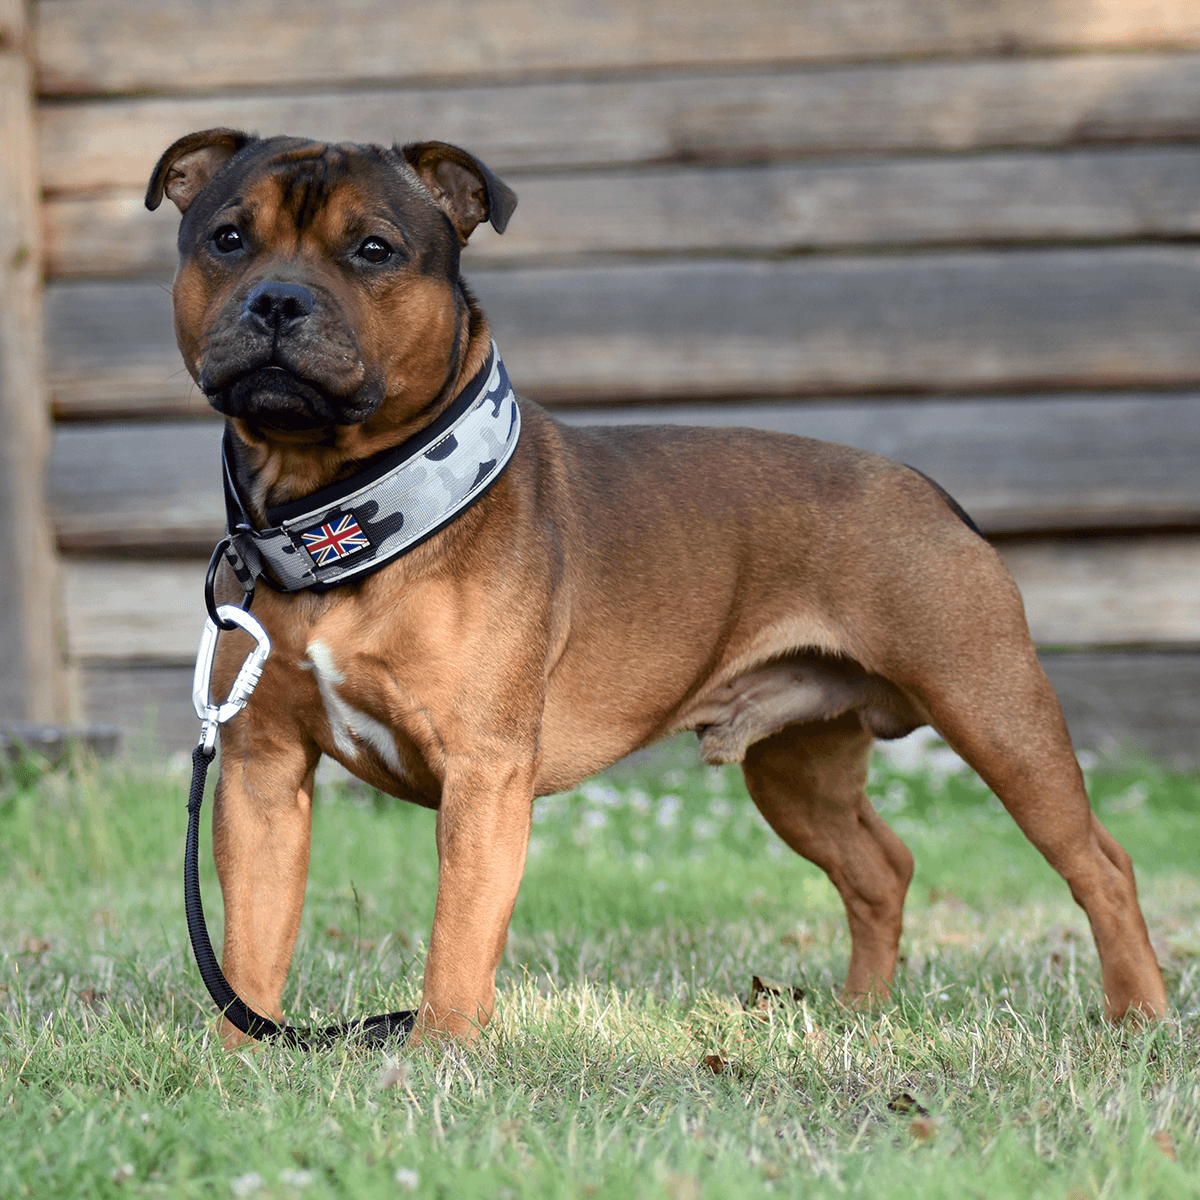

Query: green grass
left=1, top=739, right=1198, bottom=1198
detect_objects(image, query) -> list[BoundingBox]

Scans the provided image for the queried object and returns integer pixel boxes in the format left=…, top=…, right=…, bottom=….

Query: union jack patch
left=301, top=514, right=371, bottom=566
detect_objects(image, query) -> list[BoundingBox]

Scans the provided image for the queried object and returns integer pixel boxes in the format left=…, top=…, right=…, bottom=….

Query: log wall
left=28, top=0, right=1200, bottom=763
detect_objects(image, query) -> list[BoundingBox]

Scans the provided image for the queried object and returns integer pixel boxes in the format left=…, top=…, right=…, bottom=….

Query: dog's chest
left=300, top=638, right=439, bottom=804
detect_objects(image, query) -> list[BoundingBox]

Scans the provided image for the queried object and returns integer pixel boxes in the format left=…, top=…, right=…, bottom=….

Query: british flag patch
left=300, top=514, right=371, bottom=566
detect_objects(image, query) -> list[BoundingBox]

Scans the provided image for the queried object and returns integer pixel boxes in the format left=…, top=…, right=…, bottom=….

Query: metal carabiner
left=192, top=605, right=272, bottom=753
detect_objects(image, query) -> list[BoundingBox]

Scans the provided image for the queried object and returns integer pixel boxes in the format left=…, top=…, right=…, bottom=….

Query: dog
left=146, top=129, right=1167, bottom=1045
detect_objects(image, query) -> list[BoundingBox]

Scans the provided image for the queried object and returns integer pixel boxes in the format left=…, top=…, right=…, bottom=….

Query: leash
left=183, top=550, right=414, bottom=1047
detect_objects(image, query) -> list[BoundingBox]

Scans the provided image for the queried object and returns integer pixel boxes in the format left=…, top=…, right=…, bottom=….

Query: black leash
left=185, top=566, right=413, bottom=1048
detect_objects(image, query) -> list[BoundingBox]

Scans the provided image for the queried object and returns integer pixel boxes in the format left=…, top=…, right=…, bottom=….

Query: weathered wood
left=37, top=52, right=1200, bottom=195
left=34, top=0, right=1200, bottom=96
left=557, top=393, right=1200, bottom=535
left=77, top=663, right=202, bottom=757
left=75, top=651, right=1200, bottom=765
left=44, top=247, right=1200, bottom=416
left=45, top=147, right=1200, bottom=278
left=48, top=421, right=226, bottom=551
left=62, top=559, right=207, bottom=663
left=47, top=395, right=1200, bottom=554
left=60, top=537, right=1200, bottom=667
left=0, top=0, right=67, bottom=722
left=1040, top=650, right=1200, bottom=769
left=996, top=537, right=1200, bottom=646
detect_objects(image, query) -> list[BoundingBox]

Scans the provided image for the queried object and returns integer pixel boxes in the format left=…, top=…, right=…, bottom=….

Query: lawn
left=1, top=735, right=1197, bottom=1198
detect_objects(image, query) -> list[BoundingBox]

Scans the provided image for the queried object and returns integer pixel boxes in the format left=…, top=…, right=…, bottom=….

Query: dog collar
left=219, top=342, right=521, bottom=593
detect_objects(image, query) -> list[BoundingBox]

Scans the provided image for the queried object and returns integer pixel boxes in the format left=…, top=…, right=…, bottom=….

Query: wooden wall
left=31, top=0, right=1200, bottom=762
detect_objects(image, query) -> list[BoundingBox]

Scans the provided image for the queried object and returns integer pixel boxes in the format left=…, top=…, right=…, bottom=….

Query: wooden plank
left=62, top=559, right=207, bottom=663
left=1039, top=650, right=1200, bottom=768
left=75, top=651, right=1200, bottom=765
left=996, top=537, right=1200, bottom=646
left=48, top=420, right=226, bottom=550
left=34, top=0, right=1200, bottom=96
left=77, top=663, right=201, bottom=758
left=47, top=395, right=1200, bottom=553
left=45, top=147, right=1200, bottom=279
left=61, top=537, right=1200, bottom=666
left=37, top=52, right=1200, bottom=195
left=0, top=0, right=67, bottom=722
left=45, top=247, right=1200, bottom=416
left=556, top=393, right=1200, bottom=534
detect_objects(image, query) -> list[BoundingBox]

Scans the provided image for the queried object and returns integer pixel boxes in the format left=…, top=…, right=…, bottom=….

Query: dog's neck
left=227, top=319, right=494, bottom=522
left=218, top=340, right=521, bottom=596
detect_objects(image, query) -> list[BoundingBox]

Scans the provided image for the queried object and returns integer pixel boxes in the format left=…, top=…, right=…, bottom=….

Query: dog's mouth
left=207, top=367, right=377, bottom=431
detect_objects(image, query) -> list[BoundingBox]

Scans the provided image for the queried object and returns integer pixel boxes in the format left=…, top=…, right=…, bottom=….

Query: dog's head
left=147, top=130, right=516, bottom=442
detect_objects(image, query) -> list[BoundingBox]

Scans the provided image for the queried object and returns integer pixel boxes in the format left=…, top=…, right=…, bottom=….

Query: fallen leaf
left=780, top=929, right=814, bottom=949
left=701, top=1053, right=748, bottom=1079
left=325, top=924, right=344, bottom=939
left=908, top=1117, right=936, bottom=1143
left=888, top=1092, right=929, bottom=1116
left=1152, top=1130, right=1178, bottom=1161
left=77, top=987, right=102, bottom=1007
left=747, top=975, right=806, bottom=1008
left=21, top=936, right=50, bottom=956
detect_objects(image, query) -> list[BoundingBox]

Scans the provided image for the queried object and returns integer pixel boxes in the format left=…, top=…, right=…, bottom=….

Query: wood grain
left=0, top=3, right=67, bottom=721
left=44, top=248, right=1200, bottom=416
left=76, top=651, right=1200, bottom=765
left=37, top=53, right=1200, bottom=194
left=47, top=394, right=1200, bottom=553
left=1039, top=649, right=1200, bottom=768
left=60, top=536, right=1200, bottom=664
left=45, top=147, right=1200, bottom=278
left=34, top=0, right=1200, bottom=96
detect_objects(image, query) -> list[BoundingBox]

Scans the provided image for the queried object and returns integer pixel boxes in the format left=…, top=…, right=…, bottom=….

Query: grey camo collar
left=220, top=341, right=521, bottom=594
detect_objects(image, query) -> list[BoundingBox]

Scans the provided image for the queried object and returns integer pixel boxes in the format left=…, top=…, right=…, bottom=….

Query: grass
left=1, top=737, right=1198, bottom=1198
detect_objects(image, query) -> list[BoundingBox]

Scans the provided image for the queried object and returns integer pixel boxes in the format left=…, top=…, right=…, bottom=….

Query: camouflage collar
left=219, top=342, right=521, bottom=594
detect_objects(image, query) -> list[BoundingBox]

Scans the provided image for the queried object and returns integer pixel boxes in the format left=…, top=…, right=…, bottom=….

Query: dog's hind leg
left=741, top=713, right=914, bottom=1004
left=912, top=640, right=1167, bottom=1020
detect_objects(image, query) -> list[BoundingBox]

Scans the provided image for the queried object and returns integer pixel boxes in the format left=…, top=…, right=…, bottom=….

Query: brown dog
left=147, top=130, right=1167, bottom=1045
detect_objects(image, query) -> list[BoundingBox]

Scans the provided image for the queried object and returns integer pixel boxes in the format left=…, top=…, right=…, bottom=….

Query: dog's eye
left=356, top=237, right=393, bottom=264
left=212, top=226, right=244, bottom=254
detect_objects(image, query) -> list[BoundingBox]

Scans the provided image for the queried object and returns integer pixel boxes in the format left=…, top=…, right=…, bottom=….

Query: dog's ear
left=401, top=141, right=517, bottom=244
left=146, top=129, right=253, bottom=213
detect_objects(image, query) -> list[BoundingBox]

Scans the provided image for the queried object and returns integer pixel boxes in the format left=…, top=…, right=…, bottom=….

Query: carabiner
left=192, top=605, right=272, bottom=753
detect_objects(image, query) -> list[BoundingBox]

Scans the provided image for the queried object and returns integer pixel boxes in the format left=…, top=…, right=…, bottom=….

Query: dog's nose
left=243, top=281, right=315, bottom=331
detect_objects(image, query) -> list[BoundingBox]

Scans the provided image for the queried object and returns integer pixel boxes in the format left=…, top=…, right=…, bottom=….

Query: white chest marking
left=305, top=640, right=408, bottom=779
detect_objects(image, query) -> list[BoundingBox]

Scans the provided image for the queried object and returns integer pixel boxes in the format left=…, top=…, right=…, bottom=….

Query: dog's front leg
left=414, top=755, right=535, bottom=1043
left=212, top=736, right=319, bottom=1048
